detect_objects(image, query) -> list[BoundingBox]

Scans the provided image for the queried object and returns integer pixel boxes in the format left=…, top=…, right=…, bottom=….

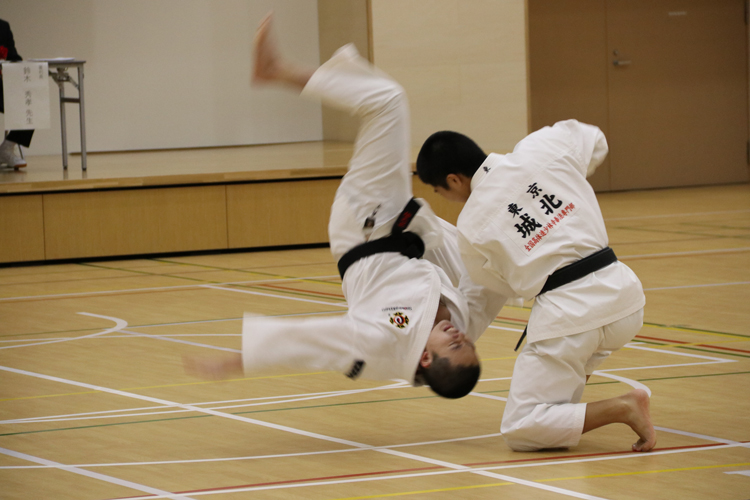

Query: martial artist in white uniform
left=417, top=121, right=655, bottom=451
left=187, top=16, right=506, bottom=398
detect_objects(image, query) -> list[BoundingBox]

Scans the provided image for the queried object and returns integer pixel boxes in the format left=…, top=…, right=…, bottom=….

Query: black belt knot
left=337, top=198, right=425, bottom=279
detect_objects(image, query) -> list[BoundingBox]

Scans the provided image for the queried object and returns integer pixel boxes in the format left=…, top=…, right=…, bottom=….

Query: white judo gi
left=242, top=45, right=505, bottom=386
left=457, top=120, right=646, bottom=450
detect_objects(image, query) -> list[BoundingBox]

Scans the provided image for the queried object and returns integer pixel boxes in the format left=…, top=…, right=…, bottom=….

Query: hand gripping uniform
left=457, top=120, right=646, bottom=450
left=241, top=45, right=505, bottom=386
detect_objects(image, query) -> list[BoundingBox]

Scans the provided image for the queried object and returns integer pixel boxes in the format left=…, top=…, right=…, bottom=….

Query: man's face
left=422, top=320, right=479, bottom=368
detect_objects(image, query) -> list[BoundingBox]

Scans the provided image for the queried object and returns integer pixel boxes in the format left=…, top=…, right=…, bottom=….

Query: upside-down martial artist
left=185, top=15, right=506, bottom=399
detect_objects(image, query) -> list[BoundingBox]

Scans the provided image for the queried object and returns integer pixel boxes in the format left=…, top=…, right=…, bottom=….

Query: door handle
left=613, top=60, right=632, bottom=66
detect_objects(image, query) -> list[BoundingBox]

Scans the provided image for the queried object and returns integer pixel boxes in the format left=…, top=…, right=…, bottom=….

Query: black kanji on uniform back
left=515, top=214, right=543, bottom=238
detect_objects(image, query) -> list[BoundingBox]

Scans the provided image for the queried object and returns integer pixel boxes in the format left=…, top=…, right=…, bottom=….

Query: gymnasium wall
left=369, top=0, right=529, bottom=153
left=0, top=0, right=324, bottom=155
left=1, top=0, right=530, bottom=157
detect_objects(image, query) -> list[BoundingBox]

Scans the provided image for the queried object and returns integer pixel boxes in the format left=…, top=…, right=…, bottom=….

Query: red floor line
left=635, top=334, right=750, bottom=354
left=694, top=344, right=750, bottom=354
left=464, top=441, right=726, bottom=467
left=116, top=441, right=734, bottom=498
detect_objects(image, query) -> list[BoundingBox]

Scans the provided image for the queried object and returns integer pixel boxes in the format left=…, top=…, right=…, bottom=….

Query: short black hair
left=422, top=354, right=481, bottom=399
left=416, top=131, right=487, bottom=188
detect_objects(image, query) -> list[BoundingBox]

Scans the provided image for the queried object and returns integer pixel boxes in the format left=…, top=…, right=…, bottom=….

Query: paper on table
left=1, top=62, right=51, bottom=130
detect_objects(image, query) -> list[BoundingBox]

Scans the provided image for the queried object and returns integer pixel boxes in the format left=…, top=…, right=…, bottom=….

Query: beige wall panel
left=528, top=0, right=611, bottom=191
left=43, top=187, right=228, bottom=260
left=318, top=0, right=370, bottom=143
left=227, top=180, right=339, bottom=248
left=370, top=0, right=528, bottom=153
left=0, top=195, right=45, bottom=263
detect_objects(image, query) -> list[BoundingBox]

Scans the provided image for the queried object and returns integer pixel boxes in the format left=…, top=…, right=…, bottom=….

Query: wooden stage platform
left=0, top=142, right=459, bottom=265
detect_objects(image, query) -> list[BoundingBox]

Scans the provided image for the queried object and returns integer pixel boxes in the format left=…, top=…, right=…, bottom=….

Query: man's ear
left=419, top=349, right=433, bottom=369
left=445, top=173, right=462, bottom=190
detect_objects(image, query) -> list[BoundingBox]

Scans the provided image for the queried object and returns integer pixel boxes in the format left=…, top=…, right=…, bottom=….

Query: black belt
left=514, top=247, right=618, bottom=351
left=337, top=198, right=424, bottom=279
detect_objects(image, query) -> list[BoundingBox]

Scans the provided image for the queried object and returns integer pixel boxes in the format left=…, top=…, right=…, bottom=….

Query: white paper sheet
left=2, top=61, right=51, bottom=130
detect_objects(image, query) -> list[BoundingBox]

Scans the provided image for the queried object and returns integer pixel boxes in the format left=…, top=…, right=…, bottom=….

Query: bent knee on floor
left=501, top=428, right=544, bottom=452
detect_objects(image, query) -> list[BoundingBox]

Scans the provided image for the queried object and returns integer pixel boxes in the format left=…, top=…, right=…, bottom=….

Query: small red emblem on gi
left=389, top=312, right=409, bottom=329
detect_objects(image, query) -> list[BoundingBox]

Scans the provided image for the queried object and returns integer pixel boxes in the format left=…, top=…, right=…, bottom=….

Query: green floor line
left=615, top=225, right=747, bottom=241
left=152, top=258, right=340, bottom=286
left=0, top=394, right=438, bottom=437
left=3, top=370, right=748, bottom=438
left=642, top=322, right=750, bottom=339
left=638, top=370, right=750, bottom=383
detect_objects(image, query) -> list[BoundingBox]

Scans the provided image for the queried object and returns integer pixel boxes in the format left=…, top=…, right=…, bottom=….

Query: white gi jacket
left=242, top=45, right=506, bottom=385
left=457, top=120, right=645, bottom=343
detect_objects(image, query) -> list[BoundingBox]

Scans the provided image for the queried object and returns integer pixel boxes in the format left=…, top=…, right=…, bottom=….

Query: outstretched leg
left=583, top=389, right=656, bottom=452
left=252, top=13, right=314, bottom=90
left=183, top=353, right=243, bottom=381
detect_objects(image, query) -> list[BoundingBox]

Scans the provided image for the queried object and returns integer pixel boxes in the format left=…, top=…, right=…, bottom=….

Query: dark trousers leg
left=5, top=130, right=34, bottom=148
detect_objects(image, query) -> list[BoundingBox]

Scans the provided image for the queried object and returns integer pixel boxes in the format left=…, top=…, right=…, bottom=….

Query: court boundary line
left=0, top=447, right=196, bottom=500
left=0, top=364, right=611, bottom=500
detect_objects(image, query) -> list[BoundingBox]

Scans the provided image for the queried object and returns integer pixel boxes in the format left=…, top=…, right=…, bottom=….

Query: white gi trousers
left=301, top=45, right=414, bottom=259
left=501, top=308, right=644, bottom=451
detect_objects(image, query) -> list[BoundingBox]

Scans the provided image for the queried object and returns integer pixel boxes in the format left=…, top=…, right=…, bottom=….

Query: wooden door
left=607, top=0, right=749, bottom=189
left=528, top=0, right=749, bottom=191
left=528, top=0, right=612, bottom=191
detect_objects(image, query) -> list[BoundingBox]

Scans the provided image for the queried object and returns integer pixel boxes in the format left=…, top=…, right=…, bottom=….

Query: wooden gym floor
left=0, top=182, right=748, bottom=499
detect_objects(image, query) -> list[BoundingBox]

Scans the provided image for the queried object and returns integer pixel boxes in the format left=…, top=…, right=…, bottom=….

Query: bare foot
left=183, top=353, right=243, bottom=381
left=624, top=389, right=657, bottom=452
left=252, top=13, right=282, bottom=83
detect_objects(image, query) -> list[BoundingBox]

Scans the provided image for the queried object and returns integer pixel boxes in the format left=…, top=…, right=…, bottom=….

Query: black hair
left=422, top=354, right=481, bottom=399
left=416, top=131, right=487, bottom=188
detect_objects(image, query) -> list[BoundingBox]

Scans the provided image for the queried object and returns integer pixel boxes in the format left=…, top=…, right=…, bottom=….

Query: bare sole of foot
left=626, top=389, right=656, bottom=452
left=252, top=13, right=279, bottom=84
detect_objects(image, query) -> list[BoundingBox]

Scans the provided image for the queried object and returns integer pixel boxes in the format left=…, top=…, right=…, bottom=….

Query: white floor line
left=624, top=343, right=735, bottom=362
left=0, top=274, right=340, bottom=302
left=114, top=440, right=750, bottom=500
left=130, top=310, right=345, bottom=329
left=487, top=324, right=524, bottom=333
left=0, top=364, right=608, bottom=500
left=643, top=281, right=750, bottom=291
left=725, top=470, right=750, bottom=476
left=592, top=372, right=651, bottom=396
left=653, top=426, right=749, bottom=447
left=596, top=360, right=735, bottom=373
left=202, top=284, right=348, bottom=307
left=480, top=441, right=750, bottom=472
left=619, top=247, right=750, bottom=260
left=605, top=209, right=750, bottom=222
left=2, top=382, right=410, bottom=426
left=477, top=377, right=513, bottom=382
left=119, top=329, right=241, bottom=353
left=0, top=447, right=196, bottom=500
left=0, top=313, right=127, bottom=350
left=470, top=392, right=508, bottom=401
left=0, top=433, right=505, bottom=470
left=0, top=383, right=412, bottom=425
